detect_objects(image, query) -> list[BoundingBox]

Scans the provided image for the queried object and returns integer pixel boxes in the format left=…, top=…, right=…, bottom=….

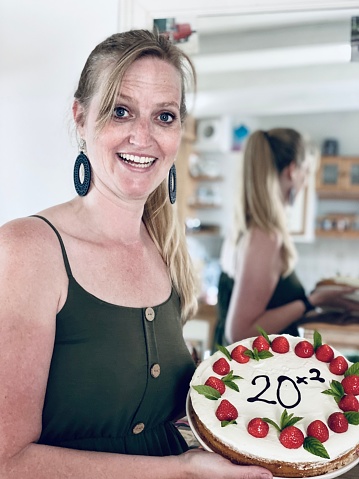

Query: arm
left=225, top=228, right=306, bottom=342
left=0, top=219, right=272, bottom=479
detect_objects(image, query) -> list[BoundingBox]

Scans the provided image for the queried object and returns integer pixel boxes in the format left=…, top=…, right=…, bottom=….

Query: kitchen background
left=1, top=0, right=359, bottom=356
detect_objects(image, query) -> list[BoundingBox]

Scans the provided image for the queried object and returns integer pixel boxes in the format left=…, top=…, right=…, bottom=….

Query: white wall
left=0, top=0, right=118, bottom=225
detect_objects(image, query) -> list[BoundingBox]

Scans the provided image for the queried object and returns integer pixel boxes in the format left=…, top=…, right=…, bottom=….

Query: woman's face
left=76, top=56, right=182, bottom=203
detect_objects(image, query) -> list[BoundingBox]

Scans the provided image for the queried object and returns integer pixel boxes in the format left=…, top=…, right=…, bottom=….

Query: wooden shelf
left=315, top=229, right=359, bottom=239
left=189, top=174, right=223, bottom=182
left=187, top=202, right=221, bottom=209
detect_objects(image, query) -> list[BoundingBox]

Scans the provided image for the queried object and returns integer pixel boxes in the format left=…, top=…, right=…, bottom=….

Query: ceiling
left=186, top=9, right=359, bottom=118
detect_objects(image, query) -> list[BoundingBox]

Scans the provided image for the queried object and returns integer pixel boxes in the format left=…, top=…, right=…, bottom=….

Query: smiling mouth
left=118, top=153, right=156, bottom=168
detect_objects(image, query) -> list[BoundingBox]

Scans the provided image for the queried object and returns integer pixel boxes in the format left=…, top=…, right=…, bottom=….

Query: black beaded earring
left=168, top=164, right=176, bottom=204
left=74, top=139, right=91, bottom=196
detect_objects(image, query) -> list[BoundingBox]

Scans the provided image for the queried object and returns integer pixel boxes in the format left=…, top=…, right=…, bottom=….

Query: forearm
left=1, top=443, right=184, bottom=479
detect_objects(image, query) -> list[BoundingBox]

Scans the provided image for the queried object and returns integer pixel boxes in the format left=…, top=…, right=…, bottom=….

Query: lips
left=118, top=153, right=156, bottom=168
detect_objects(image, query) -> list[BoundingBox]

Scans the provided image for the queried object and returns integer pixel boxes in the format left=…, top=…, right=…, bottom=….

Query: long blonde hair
left=74, top=30, right=198, bottom=321
left=233, top=128, right=305, bottom=276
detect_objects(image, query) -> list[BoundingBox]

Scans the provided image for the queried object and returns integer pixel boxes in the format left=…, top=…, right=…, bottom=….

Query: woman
left=213, top=128, right=357, bottom=347
left=0, top=30, right=272, bottom=479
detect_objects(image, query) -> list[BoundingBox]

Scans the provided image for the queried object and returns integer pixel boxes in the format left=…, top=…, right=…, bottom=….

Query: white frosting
left=190, top=334, right=358, bottom=465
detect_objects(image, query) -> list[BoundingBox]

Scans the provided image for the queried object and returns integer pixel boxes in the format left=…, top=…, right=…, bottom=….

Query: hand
left=180, top=448, right=273, bottom=479
left=309, top=285, right=359, bottom=312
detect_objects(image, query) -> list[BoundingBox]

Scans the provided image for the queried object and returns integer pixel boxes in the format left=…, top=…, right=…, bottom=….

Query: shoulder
left=246, top=227, right=283, bottom=255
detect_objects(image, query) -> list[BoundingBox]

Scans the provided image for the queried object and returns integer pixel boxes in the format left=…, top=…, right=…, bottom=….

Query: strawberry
left=329, top=356, right=348, bottom=375
left=231, top=345, right=250, bottom=364
left=205, top=376, right=225, bottom=395
left=306, top=420, right=329, bottom=443
left=247, top=418, right=269, bottom=438
left=338, top=394, right=359, bottom=412
left=327, top=412, right=349, bottom=433
left=215, top=399, right=238, bottom=422
left=341, top=375, right=359, bottom=396
left=271, top=336, right=290, bottom=354
left=294, top=340, right=314, bottom=358
left=212, top=358, right=230, bottom=376
left=315, top=344, right=334, bottom=363
left=252, top=335, right=270, bottom=352
left=279, top=426, right=305, bottom=449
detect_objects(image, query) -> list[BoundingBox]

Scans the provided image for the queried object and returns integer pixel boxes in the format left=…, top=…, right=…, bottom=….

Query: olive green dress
left=34, top=216, right=196, bottom=455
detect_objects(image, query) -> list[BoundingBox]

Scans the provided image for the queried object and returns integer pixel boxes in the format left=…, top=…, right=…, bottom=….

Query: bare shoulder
left=247, top=227, right=283, bottom=253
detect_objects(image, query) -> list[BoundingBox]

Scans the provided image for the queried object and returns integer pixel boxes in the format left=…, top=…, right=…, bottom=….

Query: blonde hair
left=233, top=128, right=305, bottom=276
left=74, top=30, right=198, bottom=321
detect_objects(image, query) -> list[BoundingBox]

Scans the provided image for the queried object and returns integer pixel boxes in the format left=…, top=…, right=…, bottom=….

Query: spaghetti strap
left=31, top=215, right=73, bottom=278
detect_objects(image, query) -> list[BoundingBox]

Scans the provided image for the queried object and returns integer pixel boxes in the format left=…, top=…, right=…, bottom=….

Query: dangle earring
left=73, top=138, right=91, bottom=196
left=168, top=163, right=177, bottom=204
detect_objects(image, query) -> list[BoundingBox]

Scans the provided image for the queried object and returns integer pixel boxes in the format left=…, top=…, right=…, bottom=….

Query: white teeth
left=119, top=153, right=155, bottom=166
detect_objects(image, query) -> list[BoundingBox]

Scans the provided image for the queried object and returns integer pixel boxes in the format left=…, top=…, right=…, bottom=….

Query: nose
left=128, top=118, right=153, bottom=147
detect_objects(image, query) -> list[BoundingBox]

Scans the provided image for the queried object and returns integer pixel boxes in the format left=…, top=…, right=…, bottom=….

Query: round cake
left=189, top=332, right=359, bottom=478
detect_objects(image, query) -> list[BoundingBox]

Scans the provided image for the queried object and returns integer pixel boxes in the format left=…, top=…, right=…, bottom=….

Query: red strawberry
left=327, top=412, right=349, bottom=433
left=205, top=376, right=226, bottom=395
left=247, top=418, right=269, bottom=438
left=231, top=345, right=250, bottom=364
left=212, top=358, right=230, bottom=376
left=315, top=344, right=334, bottom=363
left=294, top=340, right=314, bottom=358
left=329, top=356, right=348, bottom=375
left=252, top=336, right=270, bottom=352
left=306, top=420, right=329, bottom=443
left=341, top=375, right=359, bottom=396
left=271, top=336, right=290, bottom=354
left=338, top=394, right=359, bottom=412
left=279, top=426, right=305, bottom=449
left=215, top=399, right=238, bottom=422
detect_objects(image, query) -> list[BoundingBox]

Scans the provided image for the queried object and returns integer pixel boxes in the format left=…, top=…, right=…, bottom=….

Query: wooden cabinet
left=316, top=156, right=359, bottom=198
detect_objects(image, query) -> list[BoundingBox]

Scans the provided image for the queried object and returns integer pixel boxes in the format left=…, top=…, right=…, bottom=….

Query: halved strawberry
left=212, top=358, right=230, bottom=376
left=329, top=356, right=348, bottom=375
left=315, top=344, right=334, bottom=363
left=306, top=420, right=329, bottom=443
left=247, top=418, right=269, bottom=438
left=341, top=375, right=359, bottom=396
left=215, top=399, right=238, bottom=422
left=327, top=412, right=349, bottom=433
left=294, top=340, right=314, bottom=358
left=205, top=376, right=225, bottom=395
left=252, top=335, right=270, bottom=352
left=231, top=344, right=250, bottom=364
left=279, top=426, right=305, bottom=449
left=338, top=394, right=359, bottom=412
left=271, top=336, right=290, bottom=354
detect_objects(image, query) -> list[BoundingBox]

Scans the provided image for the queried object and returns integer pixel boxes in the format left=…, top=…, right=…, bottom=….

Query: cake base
left=187, top=397, right=358, bottom=478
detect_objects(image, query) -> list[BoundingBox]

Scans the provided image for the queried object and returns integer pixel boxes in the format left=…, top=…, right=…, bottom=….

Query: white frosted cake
left=188, top=332, right=359, bottom=478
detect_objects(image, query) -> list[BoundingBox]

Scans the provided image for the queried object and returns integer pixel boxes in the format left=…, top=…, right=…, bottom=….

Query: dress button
left=132, top=422, right=145, bottom=434
left=145, top=307, right=155, bottom=321
left=150, top=363, right=161, bottom=378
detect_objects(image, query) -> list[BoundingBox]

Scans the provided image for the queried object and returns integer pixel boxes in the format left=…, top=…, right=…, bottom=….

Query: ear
left=72, top=100, right=86, bottom=136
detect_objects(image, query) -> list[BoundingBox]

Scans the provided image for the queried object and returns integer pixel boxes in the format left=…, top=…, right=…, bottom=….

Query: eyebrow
left=117, top=94, right=180, bottom=110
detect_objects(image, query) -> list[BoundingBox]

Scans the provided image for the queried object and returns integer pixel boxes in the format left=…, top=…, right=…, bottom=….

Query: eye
left=114, top=106, right=129, bottom=119
left=158, top=112, right=175, bottom=124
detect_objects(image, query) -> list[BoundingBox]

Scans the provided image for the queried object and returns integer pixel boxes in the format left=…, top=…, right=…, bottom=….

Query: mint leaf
left=223, top=381, right=239, bottom=392
left=256, top=326, right=271, bottom=344
left=244, top=350, right=255, bottom=359
left=322, top=381, right=344, bottom=402
left=344, top=362, right=359, bottom=378
left=344, top=411, right=359, bottom=425
left=217, top=344, right=232, bottom=361
left=258, top=350, right=274, bottom=360
left=280, top=410, right=303, bottom=429
left=313, top=330, right=322, bottom=350
left=193, top=385, right=220, bottom=400
left=304, top=437, right=330, bottom=459
left=263, top=417, right=281, bottom=432
left=221, top=420, right=237, bottom=427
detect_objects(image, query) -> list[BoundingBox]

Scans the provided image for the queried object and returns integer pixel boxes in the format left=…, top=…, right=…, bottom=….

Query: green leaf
left=263, top=417, right=281, bottom=433
left=256, top=326, right=271, bottom=344
left=313, top=330, right=322, bottom=350
left=231, top=375, right=244, bottom=381
left=286, top=416, right=303, bottom=428
left=244, top=350, right=255, bottom=359
left=258, top=350, right=274, bottom=360
left=279, top=409, right=303, bottom=429
left=344, top=412, right=359, bottom=425
left=216, top=344, right=232, bottom=361
left=304, top=437, right=330, bottom=459
left=322, top=381, right=344, bottom=402
left=224, top=380, right=239, bottom=392
left=221, top=420, right=237, bottom=427
left=344, top=362, right=359, bottom=378
left=193, top=385, right=221, bottom=400
left=252, top=348, right=260, bottom=361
